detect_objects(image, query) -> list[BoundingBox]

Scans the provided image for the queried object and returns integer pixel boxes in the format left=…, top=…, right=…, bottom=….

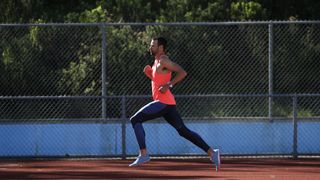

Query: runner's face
left=149, top=40, right=158, bottom=56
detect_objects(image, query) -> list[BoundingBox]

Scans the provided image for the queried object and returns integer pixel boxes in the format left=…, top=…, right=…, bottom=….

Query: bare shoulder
left=158, top=55, right=184, bottom=73
left=159, top=55, right=169, bottom=61
left=159, top=55, right=172, bottom=65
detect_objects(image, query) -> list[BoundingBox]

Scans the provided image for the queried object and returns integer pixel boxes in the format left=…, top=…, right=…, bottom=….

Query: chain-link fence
left=0, top=22, right=320, bottom=158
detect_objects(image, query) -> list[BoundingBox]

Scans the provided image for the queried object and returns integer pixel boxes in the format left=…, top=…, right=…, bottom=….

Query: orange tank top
left=151, top=60, right=176, bottom=105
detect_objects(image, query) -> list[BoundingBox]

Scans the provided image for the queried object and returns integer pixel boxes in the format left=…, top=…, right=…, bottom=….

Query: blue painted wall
left=0, top=119, right=319, bottom=156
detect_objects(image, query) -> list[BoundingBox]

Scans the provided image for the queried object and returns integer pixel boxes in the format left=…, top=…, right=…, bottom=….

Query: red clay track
left=0, top=158, right=319, bottom=179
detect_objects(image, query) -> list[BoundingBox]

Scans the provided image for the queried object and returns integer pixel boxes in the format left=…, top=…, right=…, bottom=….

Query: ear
left=158, top=45, right=164, bottom=52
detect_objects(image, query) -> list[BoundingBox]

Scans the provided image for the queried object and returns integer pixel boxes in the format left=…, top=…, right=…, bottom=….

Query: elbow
left=182, top=70, right=187, bottom=78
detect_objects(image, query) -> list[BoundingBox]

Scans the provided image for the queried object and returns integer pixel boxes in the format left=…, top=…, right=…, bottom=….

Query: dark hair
left=153, top=37, right=167, bottom=51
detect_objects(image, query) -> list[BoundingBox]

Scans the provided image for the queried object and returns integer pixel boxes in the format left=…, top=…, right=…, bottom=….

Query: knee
left=177, top=126, right=189, bottom=137
left=130, top=113, right=140, bottom=127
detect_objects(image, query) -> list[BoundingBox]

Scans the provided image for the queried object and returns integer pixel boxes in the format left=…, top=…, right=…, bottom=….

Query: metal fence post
left=268, top=22, right=274, bottom=122
left=121, top=96, right=127, bottom=159
left=101, top=24, right=107, bottom=119
left=292, top=94, right=298, bottom=159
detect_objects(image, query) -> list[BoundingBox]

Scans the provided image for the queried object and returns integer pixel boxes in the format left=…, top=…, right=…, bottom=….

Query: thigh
left=163, top=106, right=185, bottom=129
left=132, top=101, right=169, bottom=123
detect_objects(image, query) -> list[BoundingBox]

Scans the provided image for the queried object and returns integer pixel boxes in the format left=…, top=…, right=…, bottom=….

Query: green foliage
left=1, top=0, right=320, bottom=23
left=2, top=47, right=14, bottom=67
left=158, top=0, right=228, bottom=22
left=66, top=5, right=110, bottom=23
left=106, top=25, right=150, bottom=95
left=1, top=0, right=320, bottom=119
left=59, top=40, right=101, bottom=95
left=1, top=29, right=41, bottom=95
left=231, top=1, right=267, bottom=20
left=100, top=0, right=154, bottom=22
left=274, top=24, right=320, bottom=94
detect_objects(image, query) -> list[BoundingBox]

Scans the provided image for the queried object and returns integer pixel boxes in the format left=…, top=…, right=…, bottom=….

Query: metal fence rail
left=0, top=21, right=320, bottom=158
left=1, top=93, right=320, bottom=120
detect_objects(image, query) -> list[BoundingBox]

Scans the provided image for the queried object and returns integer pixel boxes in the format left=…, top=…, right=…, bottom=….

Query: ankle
left=207, top=148, right=214, bottom=157
left=140, top=149, right=147, bottom=156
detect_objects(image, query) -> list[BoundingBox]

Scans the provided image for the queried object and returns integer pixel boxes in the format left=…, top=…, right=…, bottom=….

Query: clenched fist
left=143, top=65, right=152, bottom=79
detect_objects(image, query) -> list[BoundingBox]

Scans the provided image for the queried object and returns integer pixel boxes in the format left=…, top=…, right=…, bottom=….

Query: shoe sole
left=129, top=158, right=150, bottom=167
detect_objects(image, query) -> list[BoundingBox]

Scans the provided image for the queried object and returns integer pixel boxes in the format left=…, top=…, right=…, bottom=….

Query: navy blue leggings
left=130, top=101, right=210, bottom=153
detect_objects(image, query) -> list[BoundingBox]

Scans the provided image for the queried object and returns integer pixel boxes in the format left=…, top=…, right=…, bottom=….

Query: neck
left=155, top=52, right=165, bottom=59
